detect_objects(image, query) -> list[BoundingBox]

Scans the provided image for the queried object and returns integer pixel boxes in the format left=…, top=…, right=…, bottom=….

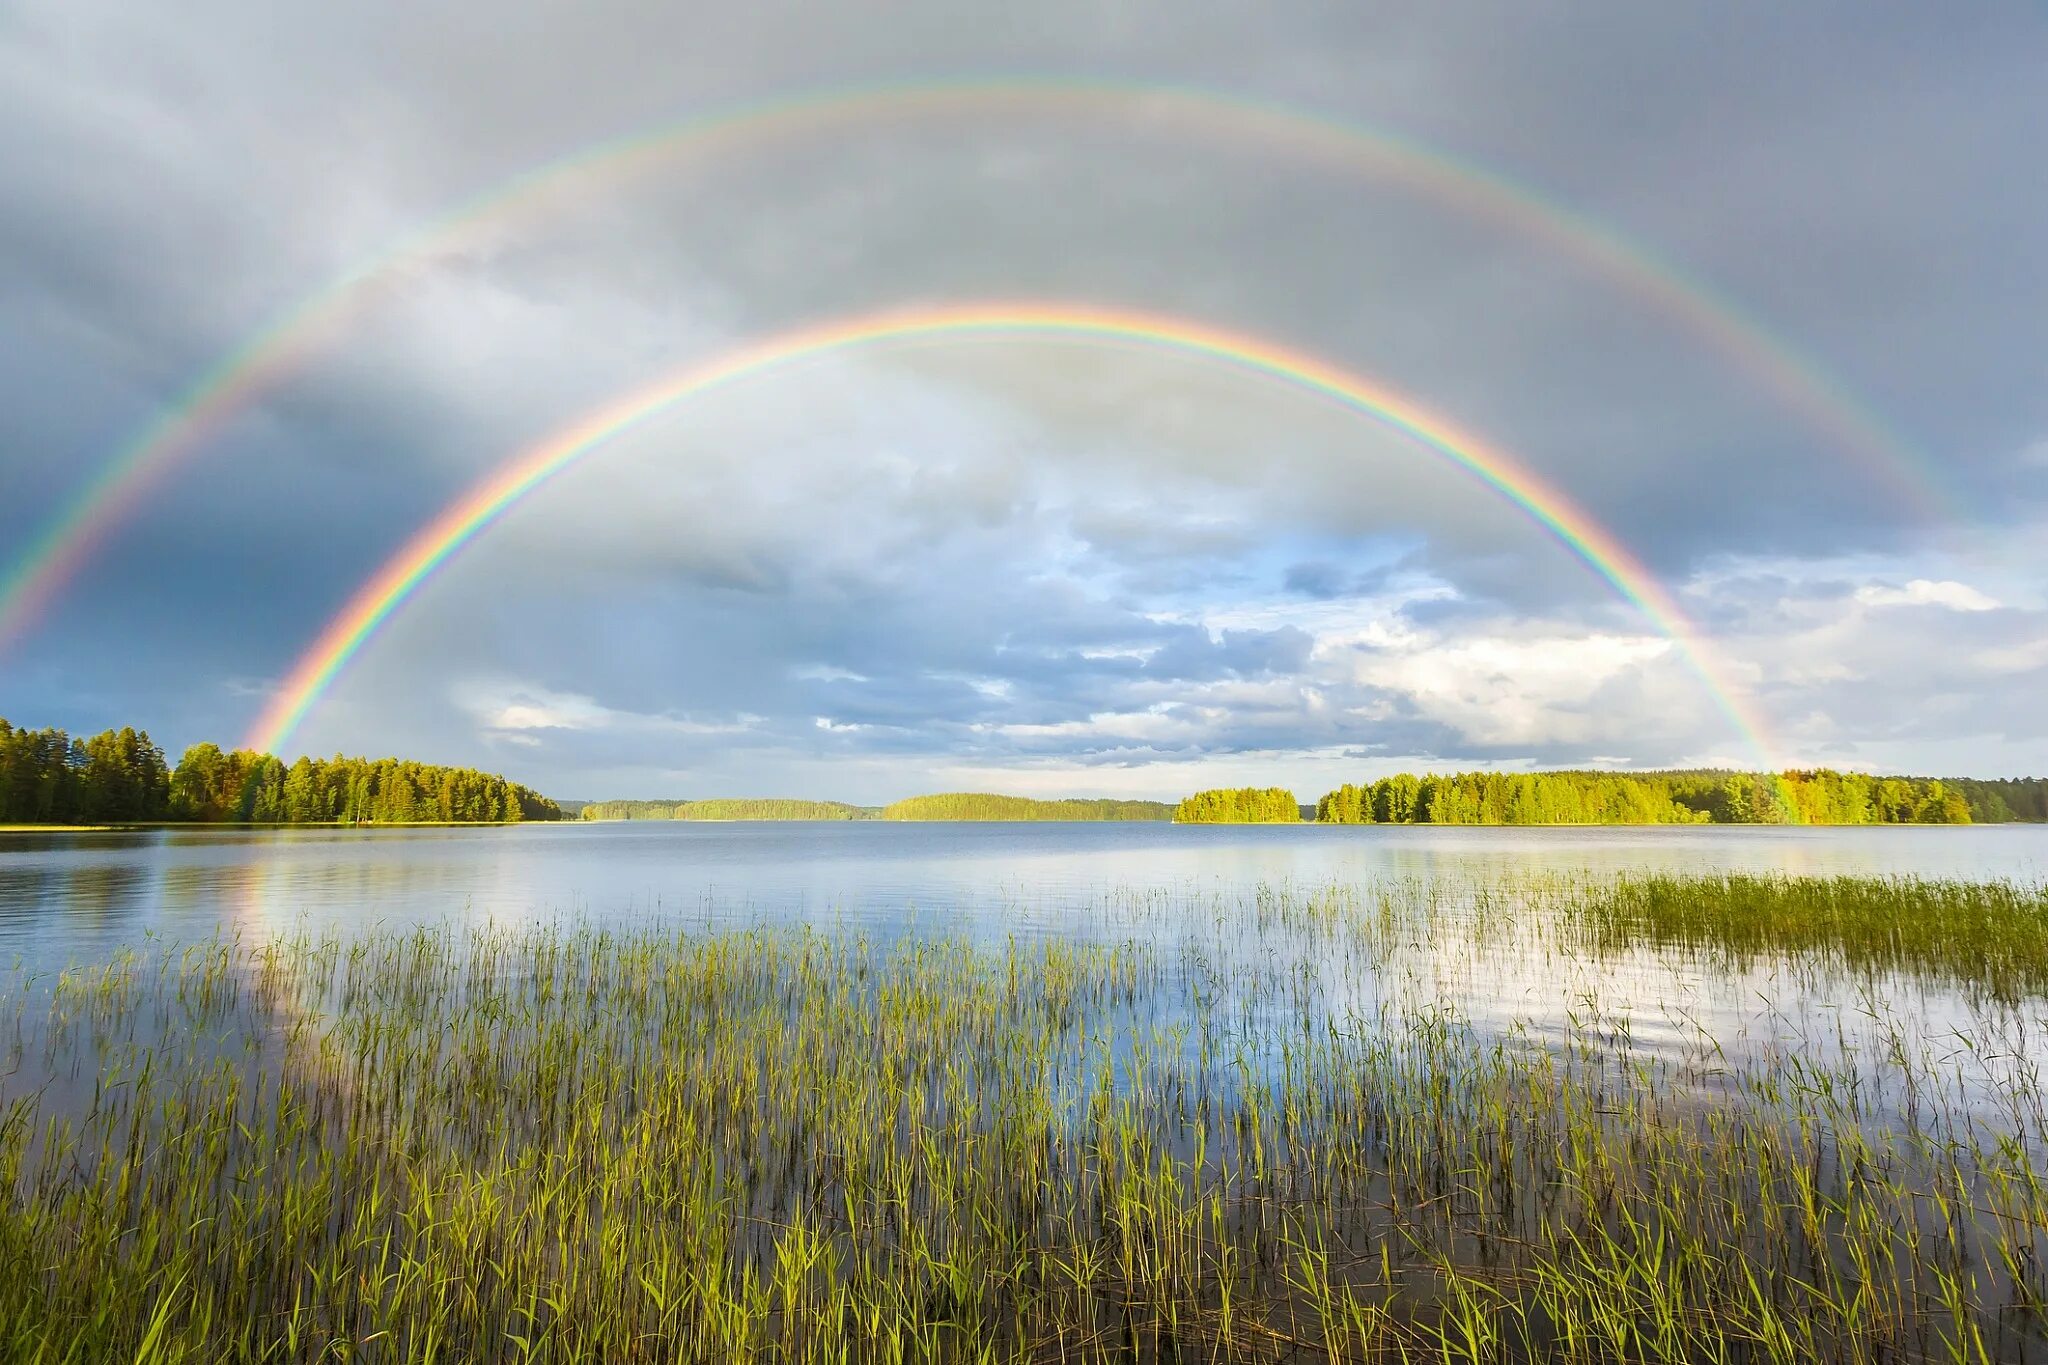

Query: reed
left=0, top=874, right=2043, bottom=1361
left=1552, top=873, right=2048, bottom=1000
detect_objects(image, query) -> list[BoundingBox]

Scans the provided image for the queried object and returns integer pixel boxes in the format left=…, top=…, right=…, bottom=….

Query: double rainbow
left=1, top=77, right=1943, bottom=658
left=243, top=302, right=1779, bottom=772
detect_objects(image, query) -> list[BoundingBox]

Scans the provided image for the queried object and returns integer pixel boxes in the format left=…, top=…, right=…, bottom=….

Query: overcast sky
left=1, top=1, right=2044, bottom=802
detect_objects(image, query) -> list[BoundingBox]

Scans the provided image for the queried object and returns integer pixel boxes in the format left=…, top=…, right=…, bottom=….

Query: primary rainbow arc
left=243, top=301, right=1783, bottom=780
left=0, top=76, right=1947, bottom=660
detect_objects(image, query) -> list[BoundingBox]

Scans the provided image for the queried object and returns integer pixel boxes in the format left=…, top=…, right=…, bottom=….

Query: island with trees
left=578, top=793, right=1174, bottom=822
left=580, top=798, right=872, bottom=821
left=880, top=793, right=1173, bottom=822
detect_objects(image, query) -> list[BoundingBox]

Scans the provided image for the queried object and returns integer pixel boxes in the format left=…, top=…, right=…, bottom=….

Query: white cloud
left=982, top=706, right=1184, bottom=743
left=465, top=685, right=614, bottom=733
left=1973, top=638, right=2048, bottom=673
left=458, top=682, right=761, bottom=737
left=793, top=665, right=869, bottom=683
left=1351, top=633, right=1679, bottom=747
left=1853, top=579, right=2000, bottom=612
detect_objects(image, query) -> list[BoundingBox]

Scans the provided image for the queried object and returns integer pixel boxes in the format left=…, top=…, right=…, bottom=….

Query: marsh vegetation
left=2, top=873, right=2045, bottom=1361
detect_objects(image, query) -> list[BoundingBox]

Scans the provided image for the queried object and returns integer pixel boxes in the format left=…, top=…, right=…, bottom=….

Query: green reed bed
left=0, top=877, right=2045, bottom=1362
left=1547, top=874, right=2048, bottom=1001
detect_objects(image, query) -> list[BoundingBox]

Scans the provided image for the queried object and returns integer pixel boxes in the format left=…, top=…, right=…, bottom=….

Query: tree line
left=1172, top=788, right=1303, bottom=824
left=583, top=772, right=2048, bottom=827
left=579, top=794, right=1176, bottom=822
left=580, top=799, right=870, bottom=821
left=0, top=717, right=560, bottom=825
left=1960, top=778, right=2048, bottom=822
left=1311, top=769, right=2045, bottom=825
left=882, top=793, right=1173, bottom=822
left=1314, top=772, right=1700, bottom=826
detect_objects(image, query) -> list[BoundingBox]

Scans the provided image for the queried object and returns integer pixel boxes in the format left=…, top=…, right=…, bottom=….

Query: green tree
left=1374, top=774, right=1422, bottom=823
left=1172, top=787, right=1300, bottom=823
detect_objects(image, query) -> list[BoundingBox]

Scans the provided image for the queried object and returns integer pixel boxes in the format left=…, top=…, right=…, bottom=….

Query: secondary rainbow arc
left=0, top=76, right=1947, bottom=660
left=243, top=302, right=1783, bottom=783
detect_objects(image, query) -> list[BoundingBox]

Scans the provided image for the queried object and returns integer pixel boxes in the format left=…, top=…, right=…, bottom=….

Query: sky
left=1, top=1, right=2044, bottom=804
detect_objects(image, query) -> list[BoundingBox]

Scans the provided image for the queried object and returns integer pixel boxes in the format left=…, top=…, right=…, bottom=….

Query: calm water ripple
left=3, top=821, right=2044, bottom=971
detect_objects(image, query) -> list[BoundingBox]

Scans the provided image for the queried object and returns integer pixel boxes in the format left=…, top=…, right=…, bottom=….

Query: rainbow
left=243, top=302, right=1781, bottom=778
left=0, top=77, right=1944, bottom=659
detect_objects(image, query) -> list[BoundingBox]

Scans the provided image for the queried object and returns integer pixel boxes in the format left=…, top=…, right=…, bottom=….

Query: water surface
left=6, top=821, right=2047, bottom=1357
left=3, top=821, right=2042, bottom=973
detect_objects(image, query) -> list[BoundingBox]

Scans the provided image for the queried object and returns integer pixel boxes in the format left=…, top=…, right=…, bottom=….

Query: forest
left=579, top=794, right=1175, bottom=822
left=20, top=710, right=2034, bottom=831
left=579, top=799, right=871, bottom=821
left=880, top=793, right=1173, bottom=822
left=1311, top=769, right=2047, bottom=825
left=0, top=717, right=560, bottom=825
left=580, top=772, right=2048, bottom=827
left=1172, top=788, right=1304, bottom=823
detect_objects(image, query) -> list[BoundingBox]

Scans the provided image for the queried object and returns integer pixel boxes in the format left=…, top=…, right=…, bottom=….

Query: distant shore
left=0, top=820, right=533, bottom=833
left=578, top=793, right=1174, bottom=823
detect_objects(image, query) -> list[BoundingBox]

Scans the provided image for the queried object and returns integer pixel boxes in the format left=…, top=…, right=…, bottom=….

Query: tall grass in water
left=1553, top=873, right=2048, bottom=1000
left=0, top=876, right=2043, bottom=1361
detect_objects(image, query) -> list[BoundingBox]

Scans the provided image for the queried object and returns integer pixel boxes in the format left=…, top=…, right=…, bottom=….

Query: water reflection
left=3, top=822, right=2044, bottom=971
left=3, top=821, right=2044, bottom=1089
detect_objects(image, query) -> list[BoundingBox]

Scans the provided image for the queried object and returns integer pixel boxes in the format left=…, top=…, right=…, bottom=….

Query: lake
left=4, top=820, right=2045, bottom=973
left=5, top=820, right=2043, bottom=1077
left=6, top=821, right=2048, bottom=1357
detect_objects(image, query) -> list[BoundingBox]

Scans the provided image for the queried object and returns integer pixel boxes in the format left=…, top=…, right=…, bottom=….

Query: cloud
left=458, top=681, right=763, bottom=741
left=463, top=684, right=615, bottom=732
left=1138, top=624, right=1315, bottom=681
left=1853, top=579, right=2000, bottom=612
left=1344, top=632, right=1687, bottom=750
left=1, top=2, right=2045, bottom=796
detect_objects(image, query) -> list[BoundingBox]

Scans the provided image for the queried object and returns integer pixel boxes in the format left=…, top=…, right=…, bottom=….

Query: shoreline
left=4, top=818, right=2031, bottom=839
left=5, top=817, right=2041, bottom=834
left=0, top=819, right=536, bottom=833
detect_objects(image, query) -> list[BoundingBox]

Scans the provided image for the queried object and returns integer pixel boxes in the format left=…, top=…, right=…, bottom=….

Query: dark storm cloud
left=1, top=0, right=2044, bottom=791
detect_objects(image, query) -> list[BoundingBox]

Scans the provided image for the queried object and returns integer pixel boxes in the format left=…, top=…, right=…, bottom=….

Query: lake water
left=6, top=821, right=2045, bottom=1099
left=7, top=821, right=2048, bottom=1354
left=4, top=820, right=2044, bottom=974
